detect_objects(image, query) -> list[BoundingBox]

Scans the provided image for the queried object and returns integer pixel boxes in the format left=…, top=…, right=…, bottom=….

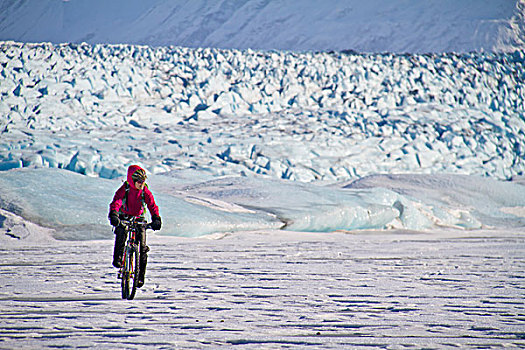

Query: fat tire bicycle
left=118, top=217, right=151, bottom=300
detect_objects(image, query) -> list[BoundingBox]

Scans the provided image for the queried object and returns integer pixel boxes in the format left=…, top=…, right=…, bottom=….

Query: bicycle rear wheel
left=121, top=244, right=140, bottom=300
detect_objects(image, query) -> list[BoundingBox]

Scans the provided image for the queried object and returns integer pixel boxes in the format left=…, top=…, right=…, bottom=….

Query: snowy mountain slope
left=0, top=0, right=524, bottom=53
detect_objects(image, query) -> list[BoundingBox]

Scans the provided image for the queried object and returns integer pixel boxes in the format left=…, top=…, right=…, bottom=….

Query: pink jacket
left=109, top=165, right=160, bottom=218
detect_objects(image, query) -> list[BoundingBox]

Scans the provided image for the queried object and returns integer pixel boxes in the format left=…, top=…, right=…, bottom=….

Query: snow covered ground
left=1, top=230, right=524, bottom=348
left=1, top=1, right=525, bottom=348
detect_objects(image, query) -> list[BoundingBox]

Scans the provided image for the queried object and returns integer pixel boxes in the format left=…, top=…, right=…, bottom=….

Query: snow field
left=0, top=231, right=523, bottom=349
left=1, top=42, right=524, bottom=183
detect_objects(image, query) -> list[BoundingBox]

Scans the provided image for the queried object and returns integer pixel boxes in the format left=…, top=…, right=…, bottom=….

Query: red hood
left=127, top=165, right=145, bottom=185
left=110, top=164, right=159, bottom=217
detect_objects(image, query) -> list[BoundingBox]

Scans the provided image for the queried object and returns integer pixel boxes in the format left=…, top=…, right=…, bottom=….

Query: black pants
left=113, top=224, right=148, bottom=279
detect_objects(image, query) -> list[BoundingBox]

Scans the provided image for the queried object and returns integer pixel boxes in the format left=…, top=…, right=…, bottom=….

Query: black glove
left=151, top=215, right=162, bottom=231
left=109, top=211, right=120, bottom=227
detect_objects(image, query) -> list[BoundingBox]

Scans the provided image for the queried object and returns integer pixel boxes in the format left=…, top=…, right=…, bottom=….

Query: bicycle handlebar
left=119, top=218, right=152, bottom=230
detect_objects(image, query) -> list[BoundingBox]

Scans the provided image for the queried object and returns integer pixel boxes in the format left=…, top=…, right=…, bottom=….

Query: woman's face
left=134, top=180, right=145, bottom=190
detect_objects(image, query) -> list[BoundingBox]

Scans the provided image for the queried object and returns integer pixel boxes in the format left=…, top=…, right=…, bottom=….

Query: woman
left=108, top=165, right=162, bottom=288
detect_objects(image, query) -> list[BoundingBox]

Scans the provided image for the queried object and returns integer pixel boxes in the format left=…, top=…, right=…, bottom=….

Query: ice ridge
left=1, top=168, right=524, bottom=239
left=1, top=42, right=524, bottom=184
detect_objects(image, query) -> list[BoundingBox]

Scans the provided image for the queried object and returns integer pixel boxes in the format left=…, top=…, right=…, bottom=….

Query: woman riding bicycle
left=108, top=165, right=162, bottom=288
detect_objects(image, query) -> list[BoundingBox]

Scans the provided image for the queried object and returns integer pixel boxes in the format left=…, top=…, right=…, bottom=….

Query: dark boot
left=112, top=226, right=126, bottom=268
left=136, top=227, right=148, bottom=287
left=137, top=252, right=147, bottom=288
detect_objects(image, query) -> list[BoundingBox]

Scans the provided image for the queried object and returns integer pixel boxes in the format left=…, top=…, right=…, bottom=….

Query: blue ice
left=1, top=168, right=524, bottom=240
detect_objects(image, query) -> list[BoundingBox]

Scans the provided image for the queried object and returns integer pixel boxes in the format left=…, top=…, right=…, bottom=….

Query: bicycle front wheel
left=121, top=244, right=140, bottom=300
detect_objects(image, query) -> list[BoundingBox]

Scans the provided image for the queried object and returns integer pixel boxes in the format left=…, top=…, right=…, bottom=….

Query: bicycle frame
left=118, top=217, right=150, bottom=300
left=120, top=217, right=150, bottom=255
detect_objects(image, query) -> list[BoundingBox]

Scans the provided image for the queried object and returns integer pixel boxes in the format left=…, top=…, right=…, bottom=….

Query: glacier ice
left=1, top=168, right=524, bottom=239
left=0, top=41, right=524, bottom=238
left=0, top=42, right=524, bottom=183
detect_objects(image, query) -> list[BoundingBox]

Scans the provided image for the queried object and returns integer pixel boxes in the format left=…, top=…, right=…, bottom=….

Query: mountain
left=1, top=0, right=524, bottom=53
